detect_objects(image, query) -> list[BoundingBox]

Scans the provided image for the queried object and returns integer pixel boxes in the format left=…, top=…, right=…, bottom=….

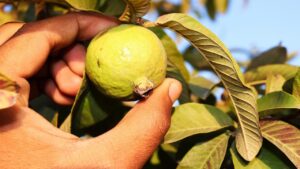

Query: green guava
left=85, top=24, right=167, bottom=100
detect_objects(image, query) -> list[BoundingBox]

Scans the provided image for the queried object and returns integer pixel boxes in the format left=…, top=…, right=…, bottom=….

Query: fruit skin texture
left=86, top=24, right=167, bottom=100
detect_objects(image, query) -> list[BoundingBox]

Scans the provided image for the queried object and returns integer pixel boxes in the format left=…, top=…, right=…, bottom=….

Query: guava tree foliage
left=0, top=0, right=299, bottom=169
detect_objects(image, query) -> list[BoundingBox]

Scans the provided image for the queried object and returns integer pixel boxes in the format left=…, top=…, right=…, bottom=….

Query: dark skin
left=0, top=12, right=182, bottom=168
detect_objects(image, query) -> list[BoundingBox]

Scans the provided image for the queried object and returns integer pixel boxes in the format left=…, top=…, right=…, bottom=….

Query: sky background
left=197, top=0, right=300, bottom=64
left=149, top=0, right=300, bottom=65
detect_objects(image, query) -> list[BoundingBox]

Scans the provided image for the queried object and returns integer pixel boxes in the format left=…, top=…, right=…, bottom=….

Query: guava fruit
left=85, top=24, right=167, bottom=100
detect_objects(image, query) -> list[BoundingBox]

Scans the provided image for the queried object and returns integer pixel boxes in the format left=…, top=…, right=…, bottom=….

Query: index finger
left=0, top=12, right=119, bottom=78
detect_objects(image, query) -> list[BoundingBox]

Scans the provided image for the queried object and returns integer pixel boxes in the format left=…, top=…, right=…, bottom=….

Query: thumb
left=76, top=78, right=182, bottom=168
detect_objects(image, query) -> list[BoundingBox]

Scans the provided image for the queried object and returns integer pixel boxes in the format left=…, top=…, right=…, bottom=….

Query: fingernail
left=168, top=82, right=181, bottom=102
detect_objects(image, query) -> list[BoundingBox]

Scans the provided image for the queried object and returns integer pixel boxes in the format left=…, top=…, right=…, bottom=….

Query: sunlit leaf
left=258, top=91, right=300, bottom=113
left=260, top=120, right=300, bottom=168
left=0, top=72, right=19, bottom=109
left=265, top=74, right=285, bottom=94
left=71, top=75, right=129, bottom=129
left=245, top=64, right=298, bottom=83
left=59, top=112, right=71, bottom=133
left=65, top=0, right=100, bottom=11
left=246, top=46, right=287, bottom=71
left=150, top=27, right=190, bottom=81
left=156, top=13, right=262, bottom=161
left=177, top=133, right=230, bottom=169
left=119, top=0, right=150, bottom=22
left=292, top=68, right=300, bottom=100
left=215, top=0, right=229, bottom=13
left=189, top=75, right=217, bottom=100
left=180, top=0, right=190, bottom=13
left=230, top=142, right=291, bottom=169
left=164, top=103, right=233, bottom=143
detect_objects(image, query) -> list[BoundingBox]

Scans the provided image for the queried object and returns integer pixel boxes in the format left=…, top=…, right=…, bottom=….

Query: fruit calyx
left=133, top=77, right=154, bottom=98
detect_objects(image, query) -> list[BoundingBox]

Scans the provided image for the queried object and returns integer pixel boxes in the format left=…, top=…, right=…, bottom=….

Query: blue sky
left=190, top=0, right=300, bottom=64
left=147, top=0, right=300, bottom=65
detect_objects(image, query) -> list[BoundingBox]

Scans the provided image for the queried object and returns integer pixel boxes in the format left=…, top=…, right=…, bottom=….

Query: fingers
left=63, top=44, right=85, bottom=76
left=0, top=12, right=119, bottom=78
left=73, top=79, right=182, bottom=168
left=44, top=79, right=74, bottom=105
left=51, top=60, right=82, bottom=96
left=0, top=22, right=24, bottom=45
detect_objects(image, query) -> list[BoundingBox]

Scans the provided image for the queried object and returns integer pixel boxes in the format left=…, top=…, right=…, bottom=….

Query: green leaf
left=245, top=64, right=298, bottom=83
left=177, top=133, right=230, bottom=169
left=292, top=68, right=300, bottom=100
left=183, top=45, right=211, bottom=70
left=164, top=103, right=233, bottom=143
left=0, top=72, right=19, bottom=109
left=71, top=75, right=129, bottom=129
left=97, top=0, right=126, bottom=16
left=119, top=0, right=150, bottom=22
left=64, top=0, right=101, bottom=11
left=189, top=75, right=216, bottom=100
left=257, top=91, right=300, bottom=113
left=246, top=46, right=287, bottom=71
left=167, top=63, right=191, bottom=103
left=260, top=120, right=300, bottom=168
left=156, top=13, right=262, bottom=161
left=230, top=143, right=291, bottom=169
left=150, top=27, right=190, bottom=81
left=265, top=74, right=285, bottom=94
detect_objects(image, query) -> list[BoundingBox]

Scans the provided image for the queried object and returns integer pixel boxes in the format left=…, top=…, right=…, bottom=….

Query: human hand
left=0, top=12, right=182, bottom=168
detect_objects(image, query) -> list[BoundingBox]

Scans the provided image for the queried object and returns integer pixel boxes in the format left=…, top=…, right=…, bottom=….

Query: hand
left=0, top=12, right=182, bottom=168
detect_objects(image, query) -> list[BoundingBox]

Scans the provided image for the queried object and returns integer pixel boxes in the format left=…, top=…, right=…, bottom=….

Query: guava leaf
left=164, top=103, right=233, bottom=143
left=245, top=64, right=298, bottom=83
left=119, top=0, right=151, bottom=22
left=260, top=120, right=300, bottom=168
left=230, top=142, right=291, bottom=169
left=71, top=75, right=129, bottom=129
left=183, top=45, right=211, bottom=70
left=257, top=91, right=300, bottom=113
left=246, top=46, right=287, bottom=71
left=177, top=133, right=230, bottom=169
left=0, top=72, right=19, bottom=109
left=189, top=75, right=217, bottom=100
left=59, top=112, right=72, bottom=133
left=292, top=68, right=300, bottom=100
left=150, top=27, right=190, bottom=81
left=64, top=0, right=101, bottom=11
left=167, top=62, right=191, bottom=103
left=156, top=13, right=262, bottom=161
left=265, top=74, right=285, bottom=94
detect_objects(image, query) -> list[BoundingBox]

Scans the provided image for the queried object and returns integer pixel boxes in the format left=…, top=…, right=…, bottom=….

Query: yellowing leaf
left=59, top=112, right=71, bottom=133
left=164, top=103, right=233, bottom=143
left=177, top=133, right=230, bottom=169
left=119, top=0, right=151, bottom=22
left=265, top=74, right=285, bottom=94
left=260, top=120, right=300, bottom=168
left=65, top=0, right=99, bottom=11
left=0, top=72, right=19, bottom=109
left=292, top=68, right=300, bottom=100
left=156, top=13, right=262, bottom=161
left=215, top=0, right=229, bottom=14
left=245, top=64, right=298, bottom=83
